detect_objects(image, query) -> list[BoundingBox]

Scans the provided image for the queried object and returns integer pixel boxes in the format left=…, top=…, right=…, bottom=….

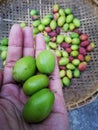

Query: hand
left=0, top=24, right=69, bottom=130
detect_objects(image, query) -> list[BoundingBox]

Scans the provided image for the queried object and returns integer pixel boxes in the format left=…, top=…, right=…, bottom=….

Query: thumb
left=0, top=69, right=3, bottom=88
left=49, top=57, right=67, bottom=113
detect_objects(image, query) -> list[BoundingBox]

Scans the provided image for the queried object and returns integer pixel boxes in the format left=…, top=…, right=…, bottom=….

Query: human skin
left=0, top=24, right=70, bottom=130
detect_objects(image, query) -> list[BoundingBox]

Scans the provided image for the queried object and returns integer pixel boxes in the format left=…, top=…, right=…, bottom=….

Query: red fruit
left=79, top=47, right=87, bottom=56
left=52, top=9, right=58, bottom=14
left=86, top=44, right=93, bottom=52
left=78, top=62, right=87, bottom=71
left=54, top=13, right=59, bottom=21
left=80, top=34, right=88, bottom=41
left=60, top=42, right=70, bottom=49
left=32, top=15, right=39, bottom=21
left=73, top=29, right=82, bottom=35
left=66, top=47, right=72, bottom=53
left=59, top=66, right=66, bottom=70
left=56, top=27, right=60, bottom=34
left=69, top=56, right=74, bottom=62
left=78, top=54, right=84, bottom=61
left=45, top=27, right=52, bottom=33
left=51, top=37, right=56, bottom=42
left=80, top=40, right=90, bottom=47
left=48, top=31, right=57, bottom=38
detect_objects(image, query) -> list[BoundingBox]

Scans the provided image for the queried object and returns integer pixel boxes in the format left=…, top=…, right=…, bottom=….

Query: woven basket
left=0, top=0, right=98, bottom=110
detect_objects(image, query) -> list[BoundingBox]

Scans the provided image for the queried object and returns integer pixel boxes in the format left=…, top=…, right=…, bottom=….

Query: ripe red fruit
left=78, top=62, right=87, bottom=71
left=80, top=34, right=88, bottom=41
left=80, top=40, right=90, bottom=47
left=86, top=45, right=93, bottom=52
left=69, top=56, right=74, bottom=62
left=51, top=37, right=56, bottom=42
left=45, top=27, right=52, bottom=33
left=60, top=42, right=70, bottom=49
left=48, top=31, right=57, bottom=38
left=78, top=54, right=84, bottom=61
left=73, top=29, right=82, bottom=35
left=59, top=66, right=66, bottom=70
left=79, top=47, right=87, bottom=56
left=56, top=27, right=60, bottom=34
left=66, top=47, right=72, bottom=53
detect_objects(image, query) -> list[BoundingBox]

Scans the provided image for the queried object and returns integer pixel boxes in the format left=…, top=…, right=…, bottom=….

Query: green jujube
left=22, top=88, right=55, bottom=123
left=23, top=74, right=49, bottom=96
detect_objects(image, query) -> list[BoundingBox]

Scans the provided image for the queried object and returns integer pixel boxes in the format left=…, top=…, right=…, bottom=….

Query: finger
left=0, top=69, right=3, bottom=89
left=35, top=33, right=46, bottom=57
left=23, top=27, right=35, bottom=57
left=3, top=24, right=23, bottom=84
left=49, top=58, right=67, bottom=113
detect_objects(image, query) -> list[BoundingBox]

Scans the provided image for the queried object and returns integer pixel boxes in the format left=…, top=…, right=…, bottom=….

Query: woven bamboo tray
left=0, top=0, right=98, bottom=110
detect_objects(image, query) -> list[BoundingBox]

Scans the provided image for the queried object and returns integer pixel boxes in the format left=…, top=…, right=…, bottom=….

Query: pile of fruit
left=0, top=4, right=95, bottom=88
left=30, top=4, right=95, bottom=87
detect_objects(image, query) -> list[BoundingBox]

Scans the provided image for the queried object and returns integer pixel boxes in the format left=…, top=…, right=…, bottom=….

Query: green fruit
left=1, top=50, right=7, bottom=60
left=61, top=50, right=69, bottom=57
left=59, top=9, right=65, bottom=16
left=50, top=20, right=57, bottom=30
left=63, top=23, right=69, bottom=32
left=62, top=76, right=71, bottom=87
left=69, top=23, right=75, bottom=31
left=66, top=70, right=73, bottom=79
left=85, top=55, right=91, bottom=62
left=66, top=14, right=74, bottom=23
left=32, top=20, right=41, bottom=27
left=72, top=59, right=80, bottom=66
left=38, top=24, right=45, bottom=31
left=48, top=42, right=57, bottom=49
left=65, top=8, right=72, bottom=14
left=56, top=35, right=64, bottom=44
left=36, top=50, right=55, bottom=74
left=71, top=45, right=79, bottom=50
left=59, top=70, right=66, bottom=78
left=71, top=51, right=79, bottom=57
left=44, top=36, right=50, bottom=43
left=20, top=22, right=26, bottom=28
left=66, top=63, right=75, bottom=70
left=53, top=4, right=60, bottom=12
left=73, top=18, right=81, bottom=27
left=30, top=9, right=39, bottom=16
left=71, top=32, right=79, bottom=38
left=57, top=16, right=66, bottom=27
left=12, top=56, right=36, bottom=82
left=91, top=42, right=95, bottom=49
left=22, top=88, right=54, bottom=123
left=59, top=57, right=69, bottom=65
left=65, top=36, right=72, bottom=43
left=73, top=69, right=80, bottom=78
left=55, top=50, right=61, bottom=57
left=46, top=44, right=50, bottom=50
left=41, top=18, right=51, bottom=26
left=0, top=46, right=8, bottom=51
left=45, top=14, right=53, bottom=19
left=33, top=28, right=39, bottom=35
left=0, top=38, right=8, bottom=46
left=72, top=38, right=80, bottom=45
left=23, top=74, right=49, bottom=96
left=3, top=60, right=6, bottom=66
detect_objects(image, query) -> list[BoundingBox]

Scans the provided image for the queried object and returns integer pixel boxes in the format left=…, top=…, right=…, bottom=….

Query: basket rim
left=67, top=84, right=98, bottom=111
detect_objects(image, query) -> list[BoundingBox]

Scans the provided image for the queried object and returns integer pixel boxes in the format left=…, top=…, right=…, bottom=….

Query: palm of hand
left=0, top=25, right=69, bottom=130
